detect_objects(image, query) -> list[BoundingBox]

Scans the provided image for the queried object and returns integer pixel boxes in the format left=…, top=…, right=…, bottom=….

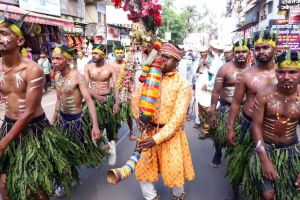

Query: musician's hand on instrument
left=136, top=119, right=144, bottom=132
left=138, top=137, right=156, bottom=150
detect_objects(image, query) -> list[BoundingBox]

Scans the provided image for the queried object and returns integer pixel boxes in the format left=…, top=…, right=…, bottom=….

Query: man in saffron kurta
left=131, top=43, right=195, bottom=200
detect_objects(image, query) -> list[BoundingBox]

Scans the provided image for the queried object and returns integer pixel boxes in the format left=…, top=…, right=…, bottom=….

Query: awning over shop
left=0, top=4, right=74, bottom=28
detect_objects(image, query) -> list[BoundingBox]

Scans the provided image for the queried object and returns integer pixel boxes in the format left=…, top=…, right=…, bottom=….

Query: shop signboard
left=19, top=0, right=61, bottom=16
left=107, top=26, right=120, bottom=41
left=289, top=7, right=300, bottom=24
left=278, top=0, right=300, bottom=11
left=269, top=19, right=300, bottom=50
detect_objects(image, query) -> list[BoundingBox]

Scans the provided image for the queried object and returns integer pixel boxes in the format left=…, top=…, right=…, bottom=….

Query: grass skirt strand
left=56, top=114, right=107, bottom=168
left=209, top=105, right=230, bottom=148
left=83, top=93, right=123, bottom=141
left=119, top=103, right=131, bottom=122
left=225, top=124, right=252, bottom=187
left=0, top=115, right=81, bottom=200
left=243, top=144, right=300, bottom=200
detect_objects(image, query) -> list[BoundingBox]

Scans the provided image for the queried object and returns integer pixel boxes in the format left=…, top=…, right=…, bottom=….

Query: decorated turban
left=160, top=43, right=183, bottom=61
left=253, top=30, right=277, bottom=48
left=275, top=50, right=300, bottom=69
left=0, top=7, right=27, bottom=37
left=92, top=44, right=106, bottom=55
left=114, top=45, right=124, bottom=54
left=233, top=38, right=250, bottom=52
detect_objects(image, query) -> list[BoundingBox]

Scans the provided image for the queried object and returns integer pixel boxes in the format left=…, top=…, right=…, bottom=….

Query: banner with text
left=269, top=19, right=300, bottom=50
left=19, top=0, right=61, bottom=16
left=279, top=0, right=300, bottom=11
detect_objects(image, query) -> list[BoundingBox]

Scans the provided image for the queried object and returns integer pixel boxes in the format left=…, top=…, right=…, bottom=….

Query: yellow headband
left=0, top=20, right=24, bottom=37
left=278, top=61, right=300, bottom=69
left=53, top=47, right=73, bottom=59
left=254, top=39, right=276, bottom=47
left=114, top=49, right=124, bottom=54
left=92, top=48, right=105, bottom=55
left=234, top=46, right=249, bottom=52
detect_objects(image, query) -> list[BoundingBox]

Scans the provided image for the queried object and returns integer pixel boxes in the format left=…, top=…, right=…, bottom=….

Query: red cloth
left=160, top=43, right=183, bottom=61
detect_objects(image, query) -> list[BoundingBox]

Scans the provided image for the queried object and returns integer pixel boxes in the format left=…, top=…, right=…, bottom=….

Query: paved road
left=33, top=92, right=233, bottom=200
left=2, top=90, right=300, bottom=200
left=0, top=91, right=234, bottom=200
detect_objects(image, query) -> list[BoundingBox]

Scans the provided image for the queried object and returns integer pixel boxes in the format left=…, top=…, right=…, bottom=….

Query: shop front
left=0, top=4, right=74, bottom=61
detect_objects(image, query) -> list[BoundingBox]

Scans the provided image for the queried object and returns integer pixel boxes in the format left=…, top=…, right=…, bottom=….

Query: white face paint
left=0, top=36, right=11, bottom=51
left=2, top=37, right=10, bottom=45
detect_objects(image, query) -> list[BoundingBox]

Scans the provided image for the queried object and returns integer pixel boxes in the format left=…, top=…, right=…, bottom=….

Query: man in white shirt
left=76, top=51, right=89, bottom=75
left=194, top=46, right=213, bottom=138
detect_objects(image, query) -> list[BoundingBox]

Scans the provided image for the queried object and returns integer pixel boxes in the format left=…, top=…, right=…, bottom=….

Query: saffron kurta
left=131, top=71, right=195, bottom=188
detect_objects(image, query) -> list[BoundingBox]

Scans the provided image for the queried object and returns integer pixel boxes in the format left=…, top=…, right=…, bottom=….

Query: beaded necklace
left=274, top=90, right=300, bottom=124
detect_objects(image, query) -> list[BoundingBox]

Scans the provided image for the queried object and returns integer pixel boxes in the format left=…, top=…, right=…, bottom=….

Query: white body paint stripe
left=31, top=77, right=44, bottom=83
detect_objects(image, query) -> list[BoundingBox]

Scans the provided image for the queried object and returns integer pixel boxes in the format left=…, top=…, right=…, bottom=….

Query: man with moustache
left=132, top=43, right=195, bottom=200
left=247, top=50, right=300, bottom=200
left=110, top=45, right=135, bottom=141
left=223, top=45, right=234, bottom=63
left=84, top=45, right=119, bottom=165
left=226, top=30, right=278, bottom=199
left=51, top=45, right=103, bottom=197
left=209, top=39, right=250, bottom=168
left=0, top=17, right=77, bottom=200
left=194, top=46, right=212, bottom=135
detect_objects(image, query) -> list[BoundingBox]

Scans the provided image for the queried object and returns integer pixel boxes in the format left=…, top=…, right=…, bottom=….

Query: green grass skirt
left=209, top=107, right=242, bottom=150
left=243, top=144, right=300, bottom=199
left=83, top=93, right=129, bottom=141
left=0, top=116, right=81, bottom=200
left=225, top=125, right=251, bottom=187
left=56, top=114, right=107, bottom=168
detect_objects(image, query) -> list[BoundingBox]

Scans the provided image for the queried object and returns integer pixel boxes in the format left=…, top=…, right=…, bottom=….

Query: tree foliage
left=158, top=1, right=218, bottom=44
left=158, top=4, right=185, bottom=44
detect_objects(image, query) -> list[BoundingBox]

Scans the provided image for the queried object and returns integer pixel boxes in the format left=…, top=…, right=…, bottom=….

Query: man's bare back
left=55, top=69, right=84, bottom=114
left=85, top=63, right=116, bottom=95
left=0, top=57, right=44, bottom=120
left=236, top=65, right=277, bottom=118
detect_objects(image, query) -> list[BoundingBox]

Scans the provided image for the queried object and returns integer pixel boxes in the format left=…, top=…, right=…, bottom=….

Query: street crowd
left=0, top=13, right=300, bottom=200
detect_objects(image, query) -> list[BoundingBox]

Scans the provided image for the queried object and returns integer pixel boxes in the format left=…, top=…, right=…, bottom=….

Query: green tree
left=162, top=0, right=173, bottom=9
left=158, top=5, right=185, bottom=44
left=182, top=5, right=199, bottom=36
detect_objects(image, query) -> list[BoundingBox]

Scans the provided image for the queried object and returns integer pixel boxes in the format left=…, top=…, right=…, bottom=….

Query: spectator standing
left=38, top=51, right=51, bottom=92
